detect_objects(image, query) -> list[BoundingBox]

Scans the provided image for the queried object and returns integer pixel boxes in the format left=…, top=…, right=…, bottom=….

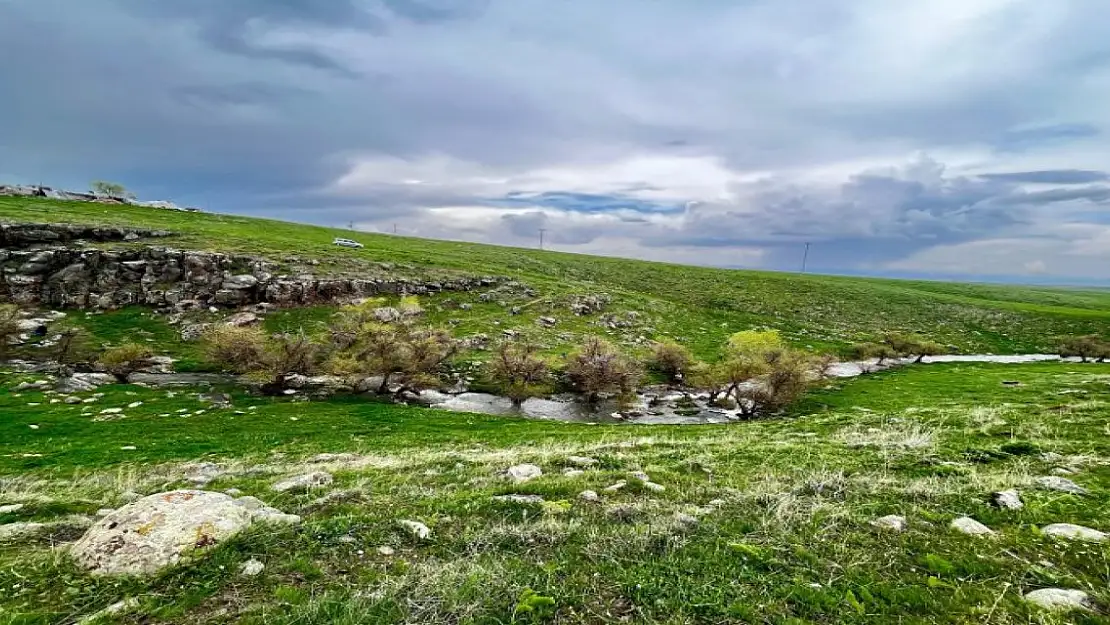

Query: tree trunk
left=377, top=372, right=392, bottom=394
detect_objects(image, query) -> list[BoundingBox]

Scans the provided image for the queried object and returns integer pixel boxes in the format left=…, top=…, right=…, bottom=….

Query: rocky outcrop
left=1, top=242, right=502, bottom=309
left=1, top=223, right=172, bottom=249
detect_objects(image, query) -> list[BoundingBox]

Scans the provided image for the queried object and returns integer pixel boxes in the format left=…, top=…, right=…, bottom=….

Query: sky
left=2, top=0, right=1110, bottom=283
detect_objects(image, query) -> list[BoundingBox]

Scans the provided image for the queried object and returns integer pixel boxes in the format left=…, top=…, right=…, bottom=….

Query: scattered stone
left=0, top=503, right=24, bottom=514
left=991, top=490, right=1024, bottom=510
left=309, top=452, right=359, bottom=463
left=505, top=464, right=543, bottom=484
left=1035, top=476, right=1087, bottom=495
left=1022, top=588, right=1091, bottom=612
left=95, top=509, right=114, bottom=518
left=870, top=515, right=907, bottom=532
left=1051, top=467, right=1077, bottom=476
left=224, top=488, right=243, bottom=497
left=240, top=559, right=265, bottom=577
left=563, top=468, right=585, bottom=477
left=566, top=456, right=599, bottom=468
left=78, top=598, right=141, bottom=624
left=272, top=471, right=334, bottom=493
left=630, top=471, right=650, bottom=482
left=493, top=494, right=545, bottom=504
left=579, top=490, right=601, bottom=503
left=950, top=516, right=994, bottom=536
left=642, top=482, right=666, bottom=493
left=183, top=462, right=223, bottom=487
left=1040, top=452, right=1065, bottom=463
left=99, top=407, right=122, bottom=415
left=1041, top=523, right=1107, bottom=543
left=377, top=545, right=395, bottom=556
left=71, top=491, right=254, bottom=575
left=399, top=520, right=431, bottom=540
left=64, top=396, right=82, bottom=404
left=603, top=481, right=627, bottom=493
left=224, top=312, right=261, bottom=327
left=673, top=513, right=699, bottom=529
left=537, top=316, right=558, bottom=327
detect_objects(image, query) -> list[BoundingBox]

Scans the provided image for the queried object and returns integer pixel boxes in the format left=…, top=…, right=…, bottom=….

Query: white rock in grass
left=505, top=464, right=542, bottom=484
left=870, top=515, right=907, bottom=532
left=566, top=456, right=599, bottom=468
left=78, top=598, right=140, bottom=624
left=240, top=559, right=265, bottom=577
left=0, top=522, right=47, bottom=542
left=630, top=471, right=651, bottom=482
left=0, top=503, right=24, bottom=514
left=642, top=481, right=666, bottom=493
left=71, top=491, right=253, bottom=576
left=1023, top=588, right=1091, bottom=612
left=563, top=468, right=585, bottom=477
left=579, top=490, right=601, bottom=503
left=1041, top=523, right=1107, bottom=543
left=603, top=481, right=627, bottom=493
left=399, top=520, right=431, bottom=540
left=991, top=490, right=1024, bottom=510
left=271, top=471, right=333, bottom=493
left=492, top=494, right=545, bottom=504
left=950, top=516, right=994, bottom=536
left=1035, top=476, right=1087, bottom=495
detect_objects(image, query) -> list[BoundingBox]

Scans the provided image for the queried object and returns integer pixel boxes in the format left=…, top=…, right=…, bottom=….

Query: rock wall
left=1, top=223, right=173, bottom=249
left=1, top=245, right=500, bottom=309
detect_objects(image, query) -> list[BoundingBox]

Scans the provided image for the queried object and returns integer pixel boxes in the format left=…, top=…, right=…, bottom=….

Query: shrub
left=851, top=333, right=948, bottom=364
left=201, top=326, right=269, bottom=373
left=565, top=336, right=640, bottom=403
left=90, top=180, right=134, bottom=199
left=328, top=316, right=457, bottom=395
left=849, top=342, right=899, bottom=364
left=0, top=304, right=22, bottom=359
left=1058, top=335, right=1110, bottom=362
left=98, top=343, right=154, bottom=382
left=648, top=340, right=693, bottom=384
left=52, top=323, right=95, bottom=365
left=489, top=341, right=550, bottom=406
left=697, top=330, right=823, bottom=418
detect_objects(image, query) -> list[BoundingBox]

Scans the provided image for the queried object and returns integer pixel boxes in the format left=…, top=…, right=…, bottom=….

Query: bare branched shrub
left=489, top=341, right=550, bottom=406
left=1058, top=335, right=1110, bottom=362
left=648, top=340, right=693, bottom=384
left=202, top=326, right=324, bottom=394
left=97, top=343, right=154, bottom=383
left=201, top=325, right=269, bottom=373
left=52, top=323, right=94, bottom=365
left=565, top=336, right=640, bottom=403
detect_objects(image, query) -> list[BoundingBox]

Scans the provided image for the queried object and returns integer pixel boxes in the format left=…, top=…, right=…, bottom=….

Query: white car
left=333, top=237, right=364, bottom=249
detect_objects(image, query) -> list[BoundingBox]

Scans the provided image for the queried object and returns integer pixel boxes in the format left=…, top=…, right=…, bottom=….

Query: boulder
left=272, top=471, right=334, bottom=493
left=991, top=489, right=1023, bottom=510
left=1034, top=476, right=1087, bottom=495
left=950, top=516, right=994, bottom=536
left=70, top=491, right=254, bottom=576
left=492, top=494, right=545, bottom=504
left=399, top=520, right=431, bottom=540
left=222, top=275, right=260, bottom=290
left=566, top=456, right=599, bottom=468
left=1041, top=523, right=1106, bottom=543
left=579, top=490, right=601, bottom=503
left=223, top=312, right=261, bottom=327
left=240, top=559, right=265, bottom=577
left=870, top=515, right=907, bottom=532
left=505, top=464, right=543, bottom=484
left=1022, top=588, right=1091, bottom=612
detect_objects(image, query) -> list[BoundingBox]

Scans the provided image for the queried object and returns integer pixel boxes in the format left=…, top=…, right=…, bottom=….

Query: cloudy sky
left=3, top=0, right=1110, bottom=283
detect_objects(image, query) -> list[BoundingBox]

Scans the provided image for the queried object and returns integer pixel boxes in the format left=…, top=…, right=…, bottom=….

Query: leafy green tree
left=90, top=180, right=135, bottom=199
left=1058, top=335, right=1110, bottom=363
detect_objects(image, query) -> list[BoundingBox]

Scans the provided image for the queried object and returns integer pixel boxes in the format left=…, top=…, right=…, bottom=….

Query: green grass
left=3, top=362, right=1110, bottom=623
left=4, top=196, right=1110, bottom=356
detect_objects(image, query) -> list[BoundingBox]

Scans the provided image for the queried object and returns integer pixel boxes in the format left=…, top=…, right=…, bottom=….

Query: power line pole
left=393, top=223, right=397, bottom=235
left=539, top=228, right=547, bottom=250
left=801, top=242, right=811, bottom=273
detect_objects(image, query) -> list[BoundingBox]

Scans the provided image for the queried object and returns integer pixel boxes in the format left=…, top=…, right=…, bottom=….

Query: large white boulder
left=1023, top=588, right=1091, bottom=612
left=71, top=490, right=253, bottom=576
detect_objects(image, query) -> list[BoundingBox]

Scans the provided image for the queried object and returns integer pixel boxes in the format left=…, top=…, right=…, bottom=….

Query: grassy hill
left=2, top=195, right=1109, bottom=356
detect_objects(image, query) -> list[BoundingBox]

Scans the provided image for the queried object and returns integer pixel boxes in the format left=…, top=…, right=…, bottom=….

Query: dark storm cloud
left=3, top=0, right=1110, bottom=279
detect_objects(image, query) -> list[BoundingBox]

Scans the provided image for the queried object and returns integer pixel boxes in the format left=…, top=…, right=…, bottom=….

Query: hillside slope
left=2, top=195, right=1109, bottom=354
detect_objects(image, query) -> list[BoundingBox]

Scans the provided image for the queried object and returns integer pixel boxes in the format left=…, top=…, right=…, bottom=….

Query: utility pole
left=801, top=242, right=811, bottom=273
left=348, top=221, right=354, bottom=231
left=393, top=223, right=397, bottom=235
left=539, top=228, right=547, bottom=250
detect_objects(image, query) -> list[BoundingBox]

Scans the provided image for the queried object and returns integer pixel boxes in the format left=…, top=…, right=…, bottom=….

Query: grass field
left=4, top=196, right=1110, bottom=357
left=2, top=362, right=1109, bottom=623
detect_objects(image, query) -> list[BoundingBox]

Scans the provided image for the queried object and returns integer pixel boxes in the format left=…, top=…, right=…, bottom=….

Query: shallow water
left=425, top=354, right=1079, bottom=424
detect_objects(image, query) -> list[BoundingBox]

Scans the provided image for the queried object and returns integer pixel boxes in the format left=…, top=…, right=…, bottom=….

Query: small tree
left=201, top=325, right=268, bottom=372
left=648, top=340, right=693, bottom=384
left=328, top=316, right=457, bottom=396
left=489, top=341, right=550, bottom=406
left=565, top=336, right=640, bottom=403
left=90, top=180, right=134, bottom=199
left=880, top=332, right=947, bottom=363
left=701, top=330, right=822, bottom=418
left=52, top=323, right=95, bottom=365
left=1058, top=335, right=1110, bottom=363
left=202, top=327, right=323, bottom=394
left=849, top=342, right=899, bottom=365
left=0, top=304, right=22, bottom=360
left=98, top=343, right=154, bottom=383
